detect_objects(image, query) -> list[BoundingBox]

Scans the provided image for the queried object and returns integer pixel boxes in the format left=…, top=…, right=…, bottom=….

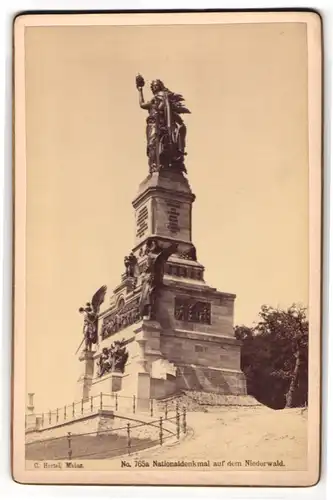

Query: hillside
left=26, top=401, right=307, bottom=470
left=124, top=405, right=308, bottom=470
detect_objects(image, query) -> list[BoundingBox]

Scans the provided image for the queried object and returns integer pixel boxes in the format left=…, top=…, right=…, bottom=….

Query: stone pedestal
left=90, top=371, right=123, bottom=396
left=27, top=392, right=35, bottom=414
left=137, top=319, right=164, bottom=369
left=77, top=350, right=95, bottom=401
left=132, top=170, right=196, bottom=255
left=77, top=168, right=247, bottom=404
left=132, top=325, right=151, bottom=411
left=136, top=373, right=151, bottom=411
left=110, top=372, right=123, bottom=392
left=135, top=334, right=148, bottom=373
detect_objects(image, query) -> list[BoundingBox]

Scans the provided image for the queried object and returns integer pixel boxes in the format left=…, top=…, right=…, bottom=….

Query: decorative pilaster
left=136, top=335, right=148, bottom=373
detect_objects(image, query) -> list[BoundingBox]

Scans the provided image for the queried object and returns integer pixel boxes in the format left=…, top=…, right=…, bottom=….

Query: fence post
left=81, top=399, right=84, bottom=415
left=176, top=408, right=180, bottom=440
left=41, top=412, right=44, bottom=427
left=100, top=392, right=103, bottom=410
left=115, top=393, right=118, bottom=411
left=67, top=432, right=72, bottom=460
left=64, top=406, right=66, bottom=421
left=56, top=408, right=59, bottom=423
left=72, top=402, right=75, bottom=418
left=182, top=406, right=187, bottom=434
left=90, top=396, right=93, bottom=412
left=132, top=395, right=136, bottom=414
left=159, top=416, right=163, bottom=445
left=48, top=410, right=51, bottom=425
left=127, top=423, right=131, bottom=456
left=150, top=399, right=153, bottom=417
left=25, top=415, right=27, bottom=428
left=164, top=402, right=168, bottom=420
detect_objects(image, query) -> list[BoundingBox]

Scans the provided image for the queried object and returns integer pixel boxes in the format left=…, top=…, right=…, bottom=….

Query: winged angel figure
left=136, top=75, right=190, bottom=173
left=139, top=243, right=178, bottom=320
left=77, top=285, right=107, bottom=353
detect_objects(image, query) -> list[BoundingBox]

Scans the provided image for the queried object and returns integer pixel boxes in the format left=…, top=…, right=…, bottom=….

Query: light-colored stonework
left=78, top=168, right=247, bottom=402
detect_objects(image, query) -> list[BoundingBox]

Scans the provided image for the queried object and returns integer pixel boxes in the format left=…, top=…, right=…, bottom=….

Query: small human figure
left=98, top=347, right=111, bottom=377
left=113, top=340, right=129, bottom=373
left=79, top=303, right=98, bottom=352
left=76, top=285, right=107, bottom=354
left=124, top=252, right=138, bottom=277
left=175, top=303, right=185, bottom=320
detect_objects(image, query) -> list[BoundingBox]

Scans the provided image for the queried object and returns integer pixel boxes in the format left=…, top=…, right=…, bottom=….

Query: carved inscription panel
left=174, top=297, right=211, bottom=325
left=136, top=204, right=149, bottom=239
left=166, top=200, right=181, bottom=234
left=154, top=197, right=191, bottom=241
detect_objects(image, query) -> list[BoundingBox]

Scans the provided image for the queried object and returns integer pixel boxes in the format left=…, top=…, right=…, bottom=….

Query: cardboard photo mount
left=12, top=10, right=322, bottom=486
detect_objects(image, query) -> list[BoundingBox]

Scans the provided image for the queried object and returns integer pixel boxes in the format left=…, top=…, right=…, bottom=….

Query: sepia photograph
left=12, top=11, right=322, bottom=486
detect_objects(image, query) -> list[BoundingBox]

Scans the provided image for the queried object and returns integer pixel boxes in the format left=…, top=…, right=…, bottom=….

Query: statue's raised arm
left=136, top=74, right=150, bottom=110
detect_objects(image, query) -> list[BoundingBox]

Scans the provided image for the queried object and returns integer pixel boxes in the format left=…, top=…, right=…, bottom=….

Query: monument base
left=78, top=310, right=247, bottom=404
left=77, top=350, right=95, bottom=401
left=91, top=371, right=123, bottom=394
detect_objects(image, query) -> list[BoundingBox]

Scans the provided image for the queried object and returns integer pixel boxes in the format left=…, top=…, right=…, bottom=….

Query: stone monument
left=77, top=75, right=247, bottom=408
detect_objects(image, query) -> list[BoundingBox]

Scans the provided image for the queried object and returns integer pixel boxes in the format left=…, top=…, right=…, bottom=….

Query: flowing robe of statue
left=136, top=76, right=190, bottom=173
left=139, top=243, right=178, bottom=319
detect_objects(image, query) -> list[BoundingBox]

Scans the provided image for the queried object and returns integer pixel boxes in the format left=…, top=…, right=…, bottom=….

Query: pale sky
left=24, top=22, right=309, bottom=411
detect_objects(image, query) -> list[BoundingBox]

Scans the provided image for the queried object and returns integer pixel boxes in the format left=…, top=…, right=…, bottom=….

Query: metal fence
left=25, top=405, right=188, bottom=461
left=25, top=393, right=184, bottom=431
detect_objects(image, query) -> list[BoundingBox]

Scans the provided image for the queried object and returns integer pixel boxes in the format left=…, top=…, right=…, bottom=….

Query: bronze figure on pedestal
left=136, top=74, right=190, bottom=174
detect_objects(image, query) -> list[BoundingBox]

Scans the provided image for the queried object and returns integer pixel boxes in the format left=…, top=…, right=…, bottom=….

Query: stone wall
left=26, top=410, right=177, bottom=445
left=25, top=410, right=114, bottom=443
left=176, top=365, right=247, bottom=395
left=161, top=331, right=241, bottom=371
left=151, top=376, right=177, bottom=399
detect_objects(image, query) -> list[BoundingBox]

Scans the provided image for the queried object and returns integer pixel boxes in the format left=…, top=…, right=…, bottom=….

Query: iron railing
left=25, top=393, right=184, bottom=431
left=25, top=405, right=188, bottom=461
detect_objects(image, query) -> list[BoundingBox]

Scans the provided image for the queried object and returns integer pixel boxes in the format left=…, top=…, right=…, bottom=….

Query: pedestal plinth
left=90, top=371, right=123, bottom=396
left=136, top=373, right=151, bottom=411
left=77, top=349, right=95, bottom=401
left=131, top=322, right=156, bottom=410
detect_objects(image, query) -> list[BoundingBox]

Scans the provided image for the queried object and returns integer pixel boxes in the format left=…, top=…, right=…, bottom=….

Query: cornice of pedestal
left=163, top=278, right=237, bottom=301
left=165, top=328, right=242, bottom=346
left=78, top=350, right=96, bottom=362
left=132, top=170, right=196, bottom=209
left=133, top=184, right=195, bottom=209
left=133, top=319, right=162, bottom=335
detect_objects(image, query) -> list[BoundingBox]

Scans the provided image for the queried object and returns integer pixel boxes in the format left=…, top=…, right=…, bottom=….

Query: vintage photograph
left=13, top=11, right=322, bottom=486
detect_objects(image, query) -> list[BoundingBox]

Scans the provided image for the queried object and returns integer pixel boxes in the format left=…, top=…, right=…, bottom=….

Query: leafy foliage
left=235, top=304, right=308, bottom=409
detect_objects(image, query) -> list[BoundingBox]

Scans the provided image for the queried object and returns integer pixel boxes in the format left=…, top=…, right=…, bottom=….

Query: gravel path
left=128, top=406, right=308, bottom=471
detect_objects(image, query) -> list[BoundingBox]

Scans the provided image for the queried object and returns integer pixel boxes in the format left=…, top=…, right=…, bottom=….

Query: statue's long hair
left=150, top=79, right=190, bottom=114
left=150, top=79, right=167, bottom=92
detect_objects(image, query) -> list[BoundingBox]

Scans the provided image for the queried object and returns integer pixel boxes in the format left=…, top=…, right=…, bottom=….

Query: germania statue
left=136, top=74, right=190, bottom=174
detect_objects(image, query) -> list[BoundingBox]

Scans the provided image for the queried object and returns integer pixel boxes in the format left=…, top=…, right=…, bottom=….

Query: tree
left=235, top=304, right=308, bottom=409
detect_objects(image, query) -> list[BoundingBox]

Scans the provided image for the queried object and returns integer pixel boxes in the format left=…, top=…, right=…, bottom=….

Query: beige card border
left=12, top=10, right=322, bottom=487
